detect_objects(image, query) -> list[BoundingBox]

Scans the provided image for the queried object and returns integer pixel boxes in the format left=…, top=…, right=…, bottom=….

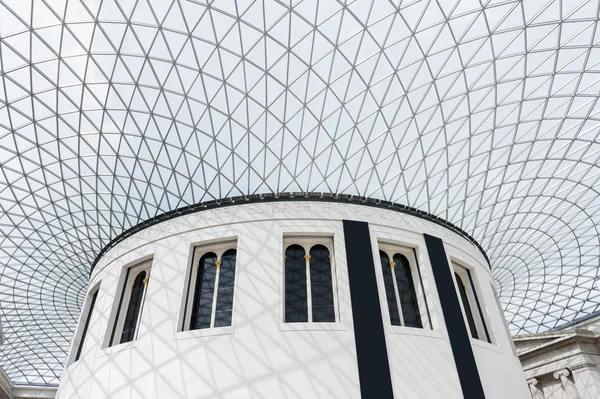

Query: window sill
left=99, top=340, right=138, bottom=357
left=174, top=325, right=235, bottom=341
left=387, top=325, right=443, bottom=339
left=471, top=338, right=502, bottom=354
left=279, top=322, right=347, bottom=332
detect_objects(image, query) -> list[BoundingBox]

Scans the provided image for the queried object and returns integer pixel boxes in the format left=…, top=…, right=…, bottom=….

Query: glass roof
left=1, top=0, right=600, bottom=385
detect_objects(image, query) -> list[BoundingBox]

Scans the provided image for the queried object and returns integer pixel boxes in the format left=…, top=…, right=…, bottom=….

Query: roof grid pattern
left=1, top=0, right=600, bottom=385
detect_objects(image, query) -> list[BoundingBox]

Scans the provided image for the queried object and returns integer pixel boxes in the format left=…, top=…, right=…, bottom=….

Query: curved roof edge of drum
left=90, top=191, right=492, bottom=275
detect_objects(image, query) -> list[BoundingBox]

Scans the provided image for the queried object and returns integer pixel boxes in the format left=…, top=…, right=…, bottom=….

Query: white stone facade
left=57, top=201, right=529, bottom=398
left=516, top=314, right=600, bottom=399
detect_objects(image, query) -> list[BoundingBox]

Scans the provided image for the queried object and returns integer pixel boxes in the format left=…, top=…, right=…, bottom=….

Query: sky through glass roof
left=1, top=0, right=600, bottom=385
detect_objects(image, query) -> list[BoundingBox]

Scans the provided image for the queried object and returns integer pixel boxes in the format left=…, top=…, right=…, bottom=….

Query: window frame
left=377, top=242, right=431, bottom=330
left=281, top=235, right=342, bottom=329
left=452, top=262, right=492, bottom=343
left=490, top=282, right=516, bottom=356
left=68, top=281, right=101, bottom=365
left=108, top=260, right=152, bottom=348
left=180, top=239, right=238, bottom=332
left=369, top=228, right=441, bottom=338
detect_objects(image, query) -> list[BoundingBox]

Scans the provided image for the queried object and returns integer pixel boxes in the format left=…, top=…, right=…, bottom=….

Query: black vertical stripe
left=424, top=234, right=486, bottom=399
left=343, top=220, right=394, bottom=399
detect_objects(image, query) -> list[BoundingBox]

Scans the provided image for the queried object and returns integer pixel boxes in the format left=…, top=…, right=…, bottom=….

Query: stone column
left=527, top=378, right=543, bottom=399
left=554, top=368, right=580, bottom=398
left=0, top=367, right=11, bottom=399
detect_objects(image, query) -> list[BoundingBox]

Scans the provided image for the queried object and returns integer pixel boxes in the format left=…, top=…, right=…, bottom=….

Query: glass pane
left=456, top=273, right=479, bottom=339
left=393, top=254, right=422, bottom=328
left=120, top=271, right=146, bottom=344
left=467, top=270, right=491, bottom=343
left=190, top=253, right=217, bottom=330
left=285, top=244, right=307, bottom=323
left=380, top=251, right=400, bottom=326
left=213, top=311, right=230, bottom=327
left=312, top=307, right=335, bottom=322
left=215, top=249, right=237, bottom=327
left=310, top=245, right=335, bottom=322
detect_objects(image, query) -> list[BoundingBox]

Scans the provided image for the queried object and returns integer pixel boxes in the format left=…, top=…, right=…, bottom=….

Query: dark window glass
left=380, top=251, right=400, bottom=325
left=393, top=254, right=422, bottom=328
left=467, top=269, right=491, bottom=343
left=455, top=273, right=479, bottom=339
left=120, top=271, right=146, bottom=344
left=75, top=289, right=98, bottom=361
left=310, top=245, right=335, bottom=322
left=191, top=253, right=217, bottom=330
left=285, top=244, right=308, bottom=322
left=214, top=249, right=236, bottom=327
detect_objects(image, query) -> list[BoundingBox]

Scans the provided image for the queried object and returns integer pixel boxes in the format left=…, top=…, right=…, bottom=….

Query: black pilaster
left=424, top=233, right=486, bottom=399
left=343, top=220, right=394, bottom=399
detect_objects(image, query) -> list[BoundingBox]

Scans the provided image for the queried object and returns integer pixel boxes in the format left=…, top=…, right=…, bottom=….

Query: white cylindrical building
left=58, top=197, right=530, bottom=398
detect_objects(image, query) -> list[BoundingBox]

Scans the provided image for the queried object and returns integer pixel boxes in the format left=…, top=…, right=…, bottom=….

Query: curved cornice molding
left=91, top=192, right=491, bottom=275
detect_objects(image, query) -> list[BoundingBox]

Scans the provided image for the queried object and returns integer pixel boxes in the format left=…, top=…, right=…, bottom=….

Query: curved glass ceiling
left=1, top=0, right=600, bottom=385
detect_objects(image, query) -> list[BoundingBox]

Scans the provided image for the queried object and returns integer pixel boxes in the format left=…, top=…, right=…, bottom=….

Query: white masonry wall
left=57, top=201, right=529, bottom=399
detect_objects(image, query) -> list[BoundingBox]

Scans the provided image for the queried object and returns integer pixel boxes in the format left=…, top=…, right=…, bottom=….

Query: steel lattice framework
left=1, top=0, right=600, bottom=385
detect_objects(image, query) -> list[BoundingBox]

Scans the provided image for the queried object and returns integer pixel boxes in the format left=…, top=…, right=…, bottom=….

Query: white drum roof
left=1, top=0, right=600, bottom=385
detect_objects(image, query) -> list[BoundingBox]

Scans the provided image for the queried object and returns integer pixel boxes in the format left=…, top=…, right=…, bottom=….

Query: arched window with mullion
left=121, top=271, right=147, bottom=344
left=284, top=244, right=308, bottom=323
left=190, top=252, right=218, bottom=330
left=310, top=245, right=334, bottom=322
left=393, top=254, right=422, bottom=328
left=108, top=260, right=152, bottom=347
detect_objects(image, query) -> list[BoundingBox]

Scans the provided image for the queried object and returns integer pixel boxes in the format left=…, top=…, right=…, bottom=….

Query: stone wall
left=0, top=368, right=11, bottom=399
left=516, top=329, right=600, bottom=398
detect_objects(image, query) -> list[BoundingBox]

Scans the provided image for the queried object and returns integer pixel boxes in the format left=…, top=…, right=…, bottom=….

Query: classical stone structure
left=0, top=366, right=56, bottom=399
left=0, top=322, right=56, bottom=399
left=515, top=312, right=600, bottom=398
left=0, top=368, right=10, bottom=399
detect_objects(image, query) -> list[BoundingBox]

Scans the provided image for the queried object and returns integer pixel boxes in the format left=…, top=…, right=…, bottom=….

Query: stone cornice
left=519, top=332, right=600, bottom=360
left=514, top=328, right=597, bottom=342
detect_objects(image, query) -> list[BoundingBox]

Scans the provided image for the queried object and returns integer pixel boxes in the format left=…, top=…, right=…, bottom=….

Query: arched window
left=190, top=252, right=218, bottom=330
left=182, top=242, right=238, bottom=331
left=284, top=239, right=337, bottom=324
left=108, top=260, right=152, bottom=347
left=310, top=245, right=334, bottom=322
left=121, top=271, right=147, bottom=344
left=455, top=272, right=479, bottom=339
left=379, top=248, right=424, bottom=328
left=215, top=249, right=237, bottom=327
left=284, top=244, right=308, bottom=322
left=380, top=251, right=401, bottom=326
left=74, top=288, right=98, bottom=362
left=393, top=254, right=422, bottom=328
